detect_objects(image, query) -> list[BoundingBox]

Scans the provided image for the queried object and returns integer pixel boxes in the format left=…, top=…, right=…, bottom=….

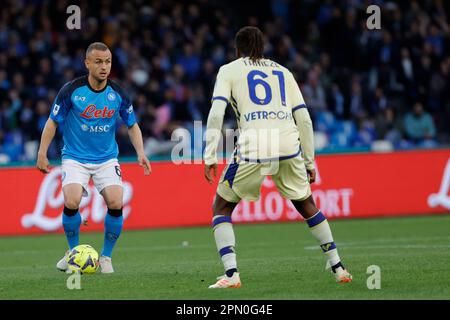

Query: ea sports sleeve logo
left=127, top=105, right=134, bottom=114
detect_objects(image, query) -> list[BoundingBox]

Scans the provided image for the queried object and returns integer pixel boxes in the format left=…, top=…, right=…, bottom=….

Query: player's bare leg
left=291, top=195, right=352, bottom=283
left=209, top=194, right=242, bottom=288
left=99, top=185, right=124, bottom=273
left=57, top=183, right=84, bottom=272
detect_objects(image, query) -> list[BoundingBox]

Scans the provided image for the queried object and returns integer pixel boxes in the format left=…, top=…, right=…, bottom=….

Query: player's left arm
left=288, top=72, right=316, bottom=183
left=294, top=108, right=315, bottom=183
left=127, top=123, right=151, bottom=176
left=118, top=89, right=151, bottom=176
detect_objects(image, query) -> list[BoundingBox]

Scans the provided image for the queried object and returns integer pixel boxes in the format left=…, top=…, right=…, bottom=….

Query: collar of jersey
left=85, top=76, right=109, bottom=93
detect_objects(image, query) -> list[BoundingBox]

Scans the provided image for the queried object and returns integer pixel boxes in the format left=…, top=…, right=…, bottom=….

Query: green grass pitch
left=0, top=215, right=449, bottom=299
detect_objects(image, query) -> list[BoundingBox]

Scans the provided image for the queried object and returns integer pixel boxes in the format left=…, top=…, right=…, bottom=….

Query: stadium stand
left=0, top=0, right=449, bottom=162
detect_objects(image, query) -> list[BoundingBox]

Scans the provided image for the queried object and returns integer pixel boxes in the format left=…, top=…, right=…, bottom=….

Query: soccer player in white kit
left=204, top=27, right=352, bottom=288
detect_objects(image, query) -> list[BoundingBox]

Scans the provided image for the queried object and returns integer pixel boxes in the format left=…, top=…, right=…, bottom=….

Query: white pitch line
left=304, top=244, right=450, bottom=250
left=2, top=235, right=449, bottom=255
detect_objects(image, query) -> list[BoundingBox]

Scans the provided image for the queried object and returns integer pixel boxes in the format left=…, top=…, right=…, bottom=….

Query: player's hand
left=204, top=163, right=218, bottom=184
left=36, top=153, right=50, bottom=174
left=138, top=154, right=152, bottom=175
left=307, top=168, right=316, bottom=184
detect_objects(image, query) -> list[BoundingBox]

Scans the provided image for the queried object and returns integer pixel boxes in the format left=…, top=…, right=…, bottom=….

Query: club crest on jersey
left=80, top=104, right=115, bottom=119
left=107, top=92, right=116, bottom=101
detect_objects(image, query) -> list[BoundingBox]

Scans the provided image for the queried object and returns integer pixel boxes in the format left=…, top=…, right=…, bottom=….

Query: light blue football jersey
left=49, top=75, right=136, bottom=164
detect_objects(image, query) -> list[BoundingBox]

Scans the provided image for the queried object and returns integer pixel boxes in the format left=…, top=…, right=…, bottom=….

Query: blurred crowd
left=0, top=0, right=449, bottom=162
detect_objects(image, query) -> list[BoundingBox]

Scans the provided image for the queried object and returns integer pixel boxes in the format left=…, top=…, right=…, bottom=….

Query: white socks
left=306, top=211, right=341, bottom=267
left=212, top=215, right=237, bottom=271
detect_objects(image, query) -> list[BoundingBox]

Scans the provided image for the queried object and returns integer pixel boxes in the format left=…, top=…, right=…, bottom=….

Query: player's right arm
left=204, top=66, right=231, bottom=183
left=37, top=118, right=57, bottom=173
left=36, top=83, right=71, bottom=174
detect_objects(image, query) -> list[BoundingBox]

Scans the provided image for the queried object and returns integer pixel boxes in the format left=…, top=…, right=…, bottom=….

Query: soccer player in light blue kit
left=36, top=42, right=151, bottom=273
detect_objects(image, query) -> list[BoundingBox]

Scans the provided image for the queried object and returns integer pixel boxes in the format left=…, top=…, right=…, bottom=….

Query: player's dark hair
left=86, top=42, right=110, bottom=57
left=235, top=26, right=264, bottom=61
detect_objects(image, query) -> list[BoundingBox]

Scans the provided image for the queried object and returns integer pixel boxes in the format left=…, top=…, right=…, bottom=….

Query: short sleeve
left=108, top=79, right=137, bottom=128
left=119, top=92, right=137, bottom=127
left=49, top=83, right=72, bottom=123
left=211, top=66, right=231, bottom=105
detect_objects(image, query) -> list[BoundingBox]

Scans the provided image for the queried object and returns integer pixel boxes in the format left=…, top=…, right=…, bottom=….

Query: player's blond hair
left=86, top=42, right=110, bottom=57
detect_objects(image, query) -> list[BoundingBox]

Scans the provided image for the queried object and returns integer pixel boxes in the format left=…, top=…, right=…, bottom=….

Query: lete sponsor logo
left=21, top=167, right=133, bottom=231
left=232, top=164, right=354, bottom=222
left=80, top=105, right=115, bottom=119
left=428, top=158, right=450, bottom=210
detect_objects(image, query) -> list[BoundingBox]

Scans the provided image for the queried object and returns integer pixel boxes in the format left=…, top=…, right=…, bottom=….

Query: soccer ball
left=66, top=244, right=99, bottom=274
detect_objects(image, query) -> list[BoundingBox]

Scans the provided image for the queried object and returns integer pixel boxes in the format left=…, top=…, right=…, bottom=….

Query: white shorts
left=61, top=158, right=122, bottom=197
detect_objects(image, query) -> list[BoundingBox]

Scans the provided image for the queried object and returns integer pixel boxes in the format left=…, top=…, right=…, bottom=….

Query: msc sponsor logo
left=80, top=105, right=115, bottom=119
left=81, top=124, right=111, bottom=132
left=243, top=111, right=293, bottom=122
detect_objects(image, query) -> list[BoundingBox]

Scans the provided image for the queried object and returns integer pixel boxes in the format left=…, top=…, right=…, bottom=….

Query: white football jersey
left=212, top=57, right=307, bottom=161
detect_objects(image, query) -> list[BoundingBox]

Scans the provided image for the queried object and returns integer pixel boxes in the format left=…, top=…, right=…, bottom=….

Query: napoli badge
left=107, top=92, right=116, bottom=101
